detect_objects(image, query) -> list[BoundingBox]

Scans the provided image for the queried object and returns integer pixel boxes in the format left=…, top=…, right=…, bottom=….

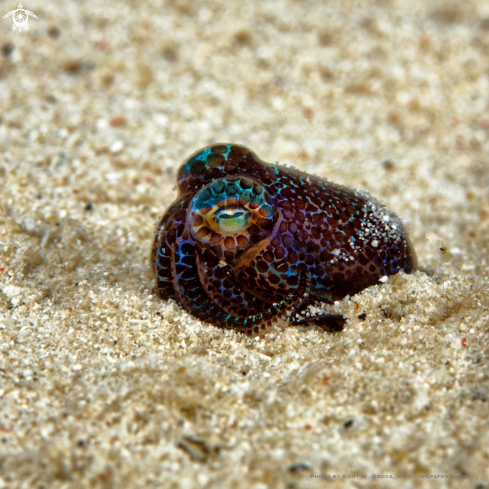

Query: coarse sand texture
left=0, top=1, right=488, bottom=488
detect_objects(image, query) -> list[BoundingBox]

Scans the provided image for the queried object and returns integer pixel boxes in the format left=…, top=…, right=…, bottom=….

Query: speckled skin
left=152, top=144, right=417, bottom=335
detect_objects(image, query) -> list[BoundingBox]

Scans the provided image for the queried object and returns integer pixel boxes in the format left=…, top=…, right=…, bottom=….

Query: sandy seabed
left=0, top=0, right=488, bottom=488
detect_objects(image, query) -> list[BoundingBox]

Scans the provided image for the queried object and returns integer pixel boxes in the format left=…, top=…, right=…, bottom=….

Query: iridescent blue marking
left=153, top=143, right=417, bottom=334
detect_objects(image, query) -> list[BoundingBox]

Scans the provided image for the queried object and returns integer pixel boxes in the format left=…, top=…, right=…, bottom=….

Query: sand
left=0, top=0, right=488, bottom=487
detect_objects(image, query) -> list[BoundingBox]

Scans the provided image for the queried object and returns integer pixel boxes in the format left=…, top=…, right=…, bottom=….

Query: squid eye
left=188, top=176, right=276, bottom=253
left=214, top=206, right=251, bottom=233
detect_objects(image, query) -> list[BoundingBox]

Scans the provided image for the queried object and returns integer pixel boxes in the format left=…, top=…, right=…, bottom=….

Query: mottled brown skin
left=152, top=144, right=417, bottom=335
